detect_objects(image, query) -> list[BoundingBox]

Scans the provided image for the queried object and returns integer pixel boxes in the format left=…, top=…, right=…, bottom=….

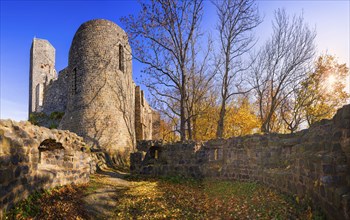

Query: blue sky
left=1, top=0, right=349, bottom=121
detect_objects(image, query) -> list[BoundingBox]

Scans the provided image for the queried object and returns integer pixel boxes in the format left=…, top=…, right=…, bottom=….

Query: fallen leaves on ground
left=5, top=184, right=90, bottom=220
left=6, top=173, right=325, bottom=220
left=113, top=176, right=324, bottom=219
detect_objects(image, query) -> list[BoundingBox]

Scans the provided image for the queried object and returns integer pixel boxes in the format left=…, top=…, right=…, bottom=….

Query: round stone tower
left=59, top=19, right=135, bottom=154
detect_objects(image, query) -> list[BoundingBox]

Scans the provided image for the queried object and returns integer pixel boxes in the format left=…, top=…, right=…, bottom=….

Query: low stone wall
left=0, top=120, right=94, bottom=218
left=131, top=104, right=350, bottom=220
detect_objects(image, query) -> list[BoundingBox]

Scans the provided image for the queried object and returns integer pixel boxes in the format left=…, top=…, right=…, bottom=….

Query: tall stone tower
left=59, top=19, right=136, bottom=154
left=28, top=38, right=57, bottom=115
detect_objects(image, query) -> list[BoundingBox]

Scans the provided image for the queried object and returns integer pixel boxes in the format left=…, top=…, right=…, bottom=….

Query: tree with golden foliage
left=193, top=95, right=260, bottom=141
left=157, top=117, right=179, bottom=143
left=193, top=105, right=218, bottom=141
left=224, top=97, right=261, bottom=137
left=302, top=55, right=349, bottom=126
left=279, top=55, right=349, bottom=133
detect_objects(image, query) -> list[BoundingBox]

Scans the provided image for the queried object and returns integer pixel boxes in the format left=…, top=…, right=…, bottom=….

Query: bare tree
left=250, top=9, right=316, bottom=133
left=122, top=0, right=204, bottom=141
left=185, top=36, right=216, bottom=140
left=213, top=0, right=261, bottom=138
left=279, top=88, right=307, bottom=133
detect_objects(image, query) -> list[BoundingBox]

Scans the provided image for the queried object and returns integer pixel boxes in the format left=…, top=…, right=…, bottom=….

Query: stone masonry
left=59, top=19, right=137, bottom=154
left=29, top=38, right=57, bottom=114
left=135, top=86, right=153, bottom=141
left=29, top=19, right=156, bottom=157
left=0, top=119, right=94, bottom=218
left=42, top=68, right=69, bottom=114
left=132, top=104, right=350, bottom=220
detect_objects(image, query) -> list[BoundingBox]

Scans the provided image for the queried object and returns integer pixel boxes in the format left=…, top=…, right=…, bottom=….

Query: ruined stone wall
left=42, top=68, right=69, bottom=115
left=0, top=120, right=94, bottom=218
left=132, top=104, right=350, bottom=220
left=142, top=97, right=153, bottom=140
left=59, top=19, right=135, bottom=155
left=135, top=86, right=142, bottom=141
left=135, top=86, right=153, bottom=141
left=29, top=38, right=57, bottom=115
left=152, top=110, right=161, bottom=140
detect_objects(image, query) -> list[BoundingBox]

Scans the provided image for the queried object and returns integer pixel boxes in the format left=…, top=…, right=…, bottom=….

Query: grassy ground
left=5, top=172, right=325, bottom=220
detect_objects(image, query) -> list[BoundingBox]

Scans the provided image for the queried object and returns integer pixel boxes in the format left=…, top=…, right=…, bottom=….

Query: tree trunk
left=180, top=88, right=186, bottom=141
left=180, top=63, right=187, bottom=141
left=261, top=110, right=273, bottom=133
left=192, top=115, right=197, bottom=141
left=261, top=121, right=268, bottom=133
left=216, top=99, right=226, bottom=138
left=187, top=117, right=192, bottom=140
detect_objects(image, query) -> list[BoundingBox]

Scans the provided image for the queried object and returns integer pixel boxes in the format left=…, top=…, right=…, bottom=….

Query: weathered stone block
left=20, top=177, right=28, bottom=185
left=335, top=187, right=350, bottom=199
left=333, top=130, right=343, bottom=142
left=0, top=156, right=11, bottom=167
left=320, top=185, right=326, bottom=197
left=10, top=154, right=20, bottom=165
left=0, top=169, right=13, bottom=184
left=321, top=175, right=336, bottom=186
left=336, top=164, right=348, bottom=173
left=14, top=166, right=22, bottom=178
left=322, top=164, right=334, bottom=174
left=341, top=193, right=350, bottom=219
left=0, top=184, right=8, bottom=198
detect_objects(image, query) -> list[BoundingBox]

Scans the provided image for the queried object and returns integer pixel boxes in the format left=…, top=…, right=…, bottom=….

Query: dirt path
left=82, top=170, right=132, bottom=219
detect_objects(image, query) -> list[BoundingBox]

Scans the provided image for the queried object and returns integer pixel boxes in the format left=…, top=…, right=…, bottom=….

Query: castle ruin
left=28, top=19, right=155, bottom=154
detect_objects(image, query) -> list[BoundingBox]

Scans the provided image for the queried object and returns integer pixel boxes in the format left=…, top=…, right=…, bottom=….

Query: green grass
left=5, top=190, right=45, bottom=219
left=204, top=179, right=258, bottom=198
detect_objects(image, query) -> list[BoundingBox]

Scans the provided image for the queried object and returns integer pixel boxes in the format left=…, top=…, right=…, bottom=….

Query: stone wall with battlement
left=132, top=104, right=350, bottom=220
left=0, top=120, right=94, bottom=218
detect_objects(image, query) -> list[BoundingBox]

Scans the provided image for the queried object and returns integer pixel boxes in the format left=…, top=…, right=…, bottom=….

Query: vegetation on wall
left=28, top=111, right=64, bottom=129
left=28, top=112, right=46, bottom=126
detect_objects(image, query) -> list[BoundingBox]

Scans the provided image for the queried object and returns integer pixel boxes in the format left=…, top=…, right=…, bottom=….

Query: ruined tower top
left=28, top=38, right=57, bottom=115
left=68, top=19, right=131, bottom=73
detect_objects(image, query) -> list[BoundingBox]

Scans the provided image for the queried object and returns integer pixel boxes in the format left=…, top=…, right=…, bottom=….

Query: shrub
left=49, top=112, right=64, bottom=120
